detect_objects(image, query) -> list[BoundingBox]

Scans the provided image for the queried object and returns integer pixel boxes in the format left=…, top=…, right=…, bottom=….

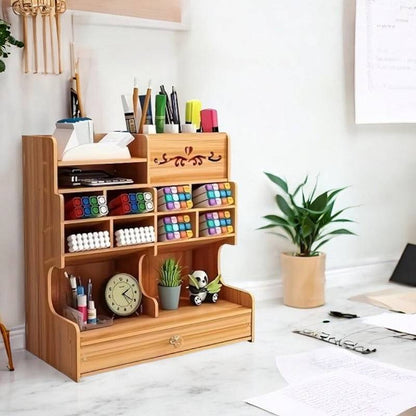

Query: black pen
left=329, top=310, right=359, bottom=319
left=171, top=86, right=181, bottom=132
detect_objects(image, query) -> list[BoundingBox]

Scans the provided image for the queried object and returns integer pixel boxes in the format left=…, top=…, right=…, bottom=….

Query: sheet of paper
left=275, top=347, right=416, bottom=388
left=246, top=370, right=416, bottom=416
left=370, top=292, right=416, bottom=314
left=350, top=288, right=416, bottom=313
left=355, top=0, right=416, bottom=123
left=362, top=312, right=416, bottom=335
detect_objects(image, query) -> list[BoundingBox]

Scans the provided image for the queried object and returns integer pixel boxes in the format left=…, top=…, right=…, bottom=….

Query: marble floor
left=1, top=280, right=416, bottom=416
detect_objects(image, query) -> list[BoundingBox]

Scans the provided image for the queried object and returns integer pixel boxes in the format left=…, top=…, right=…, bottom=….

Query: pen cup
left=143, top=125, right=156, bottom=134
left=164, top=124, right=179, bottom=134
left=181, top=124, right=197, bottom=133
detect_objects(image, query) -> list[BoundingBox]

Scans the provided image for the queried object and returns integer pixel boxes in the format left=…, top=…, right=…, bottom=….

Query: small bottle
left=77, top=294, right=87, bottom=324
left=87, top=300, right=97, bottom=324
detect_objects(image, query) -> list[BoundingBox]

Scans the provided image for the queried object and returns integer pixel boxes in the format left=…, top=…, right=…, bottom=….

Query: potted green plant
left=158, top=258, right=183, bottom=310
left=259, top=172, right=355, bottom=308
left=0, top=18, right=24, bottom=73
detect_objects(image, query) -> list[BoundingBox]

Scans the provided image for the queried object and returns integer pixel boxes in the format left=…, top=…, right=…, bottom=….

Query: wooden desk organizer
left=22, top=133, right=254, bottom=381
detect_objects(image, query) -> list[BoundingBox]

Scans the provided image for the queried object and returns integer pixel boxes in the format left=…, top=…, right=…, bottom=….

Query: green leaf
left=307, top=175, right=319, bottom=204
left=257, top=224, right=280, bottom=230
left=309, top=192, right=328, bottom=212
left=332, top=218, right=355, bottom=223
left=0, top=59, right=5, bottom=72
left=327, top=186, right=348, bottom=202
left=328, top=229, right=356, bottom=235
left=264, top=172, right=288, bottom=193
left=276, top=195, right=293, bottom=217
left=318, top=228, right=356, bottom=240
left=270, top=232, right=290, bottom=241
left=263, top=215, right=290, bottom=226
left=313, top=238, right=332, bottom=251
left=330, top=206, right=355, bottom=221
left=293, top=175, right=308, bottom=197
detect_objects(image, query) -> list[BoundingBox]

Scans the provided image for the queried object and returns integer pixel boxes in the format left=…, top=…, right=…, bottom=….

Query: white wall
left=179, top=0, right=416, bottom=281
left=1, top=0, right=415, bottom=328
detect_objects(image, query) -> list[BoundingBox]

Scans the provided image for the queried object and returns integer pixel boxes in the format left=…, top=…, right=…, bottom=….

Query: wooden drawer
left=80, top=310, right=251, bottom=375
left=146, top=133, right=229, bottom=185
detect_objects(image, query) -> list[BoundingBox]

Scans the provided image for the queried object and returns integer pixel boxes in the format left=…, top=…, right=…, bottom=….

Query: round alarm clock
left=105, top=273, right=142, bottom=317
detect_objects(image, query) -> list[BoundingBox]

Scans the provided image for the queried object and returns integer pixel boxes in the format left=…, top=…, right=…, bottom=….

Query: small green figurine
left=188, top=270, right=223, bottom=306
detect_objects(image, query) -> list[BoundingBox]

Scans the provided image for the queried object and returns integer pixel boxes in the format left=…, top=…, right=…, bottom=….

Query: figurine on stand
left=187, top=270, right=223, bottom=306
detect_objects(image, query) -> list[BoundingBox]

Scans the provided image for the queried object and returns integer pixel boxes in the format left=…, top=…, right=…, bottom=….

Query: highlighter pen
left=160, top=85, right=174, bottom=124
left=201, top=109, right=219, bottom=132
left=155, top=94, right=166, bottom=133
left=185, top=100, right=202, bottom=132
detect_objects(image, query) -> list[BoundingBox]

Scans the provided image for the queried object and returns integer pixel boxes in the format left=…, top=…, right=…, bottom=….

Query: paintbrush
left=132, top=77, right=139, bottom=131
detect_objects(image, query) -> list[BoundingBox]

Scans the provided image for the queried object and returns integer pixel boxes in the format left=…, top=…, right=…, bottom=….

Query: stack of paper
left=246, top=348, right=416, bottom=416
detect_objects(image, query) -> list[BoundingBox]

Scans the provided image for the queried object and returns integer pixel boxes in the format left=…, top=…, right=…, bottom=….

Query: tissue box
left=53, top=117, right=94, bottom=160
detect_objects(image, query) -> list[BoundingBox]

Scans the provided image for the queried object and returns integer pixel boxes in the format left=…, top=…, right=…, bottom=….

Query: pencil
left=132, top=77, right=139, bottom=129
left=139, top=80, right=152, bottom=134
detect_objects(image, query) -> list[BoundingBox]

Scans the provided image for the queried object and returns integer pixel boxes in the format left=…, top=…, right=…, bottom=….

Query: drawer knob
left=169, top=335, right=183, bottom=348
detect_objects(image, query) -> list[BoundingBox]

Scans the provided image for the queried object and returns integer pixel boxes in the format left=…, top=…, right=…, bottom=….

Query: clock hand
left=123, top=293, right=133, bottom=301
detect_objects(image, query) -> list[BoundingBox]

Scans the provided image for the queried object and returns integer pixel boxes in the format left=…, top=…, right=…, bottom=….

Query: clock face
left=105, top=273, right=142, bottom=317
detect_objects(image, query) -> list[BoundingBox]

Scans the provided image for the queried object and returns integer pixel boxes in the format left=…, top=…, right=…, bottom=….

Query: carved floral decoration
left=154, top=146, right=222, bottom=167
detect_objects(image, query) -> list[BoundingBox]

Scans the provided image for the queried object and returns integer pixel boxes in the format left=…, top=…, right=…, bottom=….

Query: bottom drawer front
left=80, top=313, right=251, bottom=375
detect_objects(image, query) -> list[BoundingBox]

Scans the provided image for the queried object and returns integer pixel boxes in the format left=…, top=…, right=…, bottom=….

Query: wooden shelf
left=59, top=183, right=149, bottom=194
left=22, top=133, right=254, bottom=382
left=58, top=157, right=147, bottom=167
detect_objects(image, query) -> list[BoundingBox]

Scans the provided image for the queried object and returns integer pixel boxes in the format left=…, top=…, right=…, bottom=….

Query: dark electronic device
left=58, top=168, right=134, bottom=188
left=390, top=243, right=416, bottom=286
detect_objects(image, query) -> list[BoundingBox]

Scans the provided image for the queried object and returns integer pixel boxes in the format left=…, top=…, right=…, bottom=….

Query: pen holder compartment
left=197, top=208, right=235, bottom=238
left=113, top=217, right=156, bottom=247
left=64, top=220, right=112, bottom=253
left=156, top=212, right=196, bottom=243
left=192, top=181, right=235, bottom=209
left=143, top=133, right=229, bottom=185
left=107, top=187, right=155, bottom=216
left=64, top=192, right=109, bottom=220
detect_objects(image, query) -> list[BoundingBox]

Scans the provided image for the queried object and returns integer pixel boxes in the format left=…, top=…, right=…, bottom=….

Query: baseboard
left=233, top=260, right=397, bottom=302
left=2, top=261, right=397, bottom=352
left=0, top=324, right=25, bottom=354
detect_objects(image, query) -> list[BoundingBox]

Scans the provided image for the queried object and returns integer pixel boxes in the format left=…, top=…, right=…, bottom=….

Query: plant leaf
left=263, top=215, right=290, bottom=226
left=327, top=186, right=348, bottom=202
left=257, top=224, right=281, bottom=230
left=264, top=172, right=288, bottom=193
left=332, top=218, right=355, bottom=223
left=313, top=238, right=331, bottom=251
left=318, top=228, right=356, bottom=240
left=270, top=232, right=290, bottom=241
left=293, top=175, right=308, bottom=197
left=301, top=216, right=314, bottom=238
left=276, top=195, right=293, bottom=218
left=309, top=192, right=328, bottom=212
left=307, top=175, right=319, bottom=204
